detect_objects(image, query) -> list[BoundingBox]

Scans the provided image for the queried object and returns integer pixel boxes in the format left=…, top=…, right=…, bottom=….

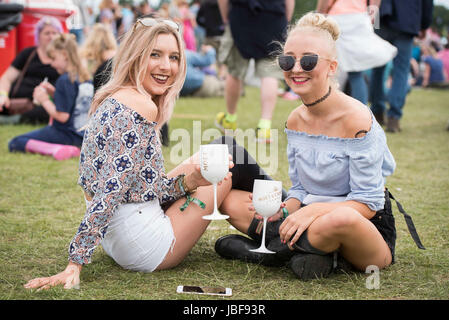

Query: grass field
left=0, top=86, right=448, bottom=300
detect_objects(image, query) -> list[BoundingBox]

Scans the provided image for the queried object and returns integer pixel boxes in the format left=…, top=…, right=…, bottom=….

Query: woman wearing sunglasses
left=22, top=17, right=240, bottom=290
left=215, top=12, right=400, bottom=280
left=273, top=12, right=399, bottom=279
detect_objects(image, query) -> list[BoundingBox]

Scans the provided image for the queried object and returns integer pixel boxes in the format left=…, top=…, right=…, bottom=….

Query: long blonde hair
left=80, top=23, right=117, bottom=76
left=46, top=33, right=91, bottom=83
left=89, top=19, right=186, bottom=130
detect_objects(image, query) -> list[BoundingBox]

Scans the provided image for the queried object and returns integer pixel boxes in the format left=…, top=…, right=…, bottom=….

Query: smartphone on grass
left=177, top=285, right=232, bottom=296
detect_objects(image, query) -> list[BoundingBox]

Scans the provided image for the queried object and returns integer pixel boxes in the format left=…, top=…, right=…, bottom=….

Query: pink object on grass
left=25, top=139, right=80, bottom=161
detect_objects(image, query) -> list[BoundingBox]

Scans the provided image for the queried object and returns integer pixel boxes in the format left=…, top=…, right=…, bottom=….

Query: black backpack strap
left=388, top=190, right=426, bottom=250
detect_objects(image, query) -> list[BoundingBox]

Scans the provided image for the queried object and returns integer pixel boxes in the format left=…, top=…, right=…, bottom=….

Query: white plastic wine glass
left=200, top=144, right=230, bottom=220
left=250, top=179, right=282, bottom=254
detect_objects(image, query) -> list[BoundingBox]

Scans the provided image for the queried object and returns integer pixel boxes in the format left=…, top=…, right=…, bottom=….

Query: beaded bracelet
left=177, top=173, right=198, bottom=194
left=177, top=174, right=187, bottom=194
left=181, top=174, right=197, bottom=194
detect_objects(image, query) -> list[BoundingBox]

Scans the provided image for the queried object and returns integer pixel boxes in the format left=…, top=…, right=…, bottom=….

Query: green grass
left=0, top=86, right=448, bottom=300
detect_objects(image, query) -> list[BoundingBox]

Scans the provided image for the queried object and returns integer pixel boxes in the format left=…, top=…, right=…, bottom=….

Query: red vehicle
left=0, top=0, right=74, bottom=75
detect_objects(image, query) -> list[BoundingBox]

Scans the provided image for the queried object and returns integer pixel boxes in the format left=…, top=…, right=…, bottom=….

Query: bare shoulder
left=111, top=88, right=158, bottom=122
left=343, top=97, right=372, bottom=138
left=286, top=106, right=303, bottom=130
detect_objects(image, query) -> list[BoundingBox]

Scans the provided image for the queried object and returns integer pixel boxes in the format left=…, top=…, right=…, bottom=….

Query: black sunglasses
left=278, top=54, right=332, bottom=72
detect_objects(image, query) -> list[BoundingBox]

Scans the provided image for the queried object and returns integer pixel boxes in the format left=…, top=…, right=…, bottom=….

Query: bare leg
left=306, top=207, right=392, bottom=270
left=225, top=74, right=242, bottom=115
left=156, top=152, right=233, bottom=270
left=260, top=77, right=278, bottom=120
left=219, top=192, right=392, bottom=271
left=157, top=179, right=232, bottom=270
left=158, top=150, right=279, bottom=269
left=219, top=189, right=254, bottom=234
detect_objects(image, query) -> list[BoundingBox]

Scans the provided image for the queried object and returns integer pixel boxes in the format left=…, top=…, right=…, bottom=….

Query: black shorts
left=369, top=190, right=396, bottom=262
left=247, top=190, right=397, bottom=262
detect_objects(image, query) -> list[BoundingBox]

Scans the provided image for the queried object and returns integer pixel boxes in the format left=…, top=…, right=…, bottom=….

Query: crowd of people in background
left=1, top=0, right=448, bottom=150
left=0, top=0, right=229, bottom=159
left=410, top=30, right=449, bottom=89
left=68, top=0, right=227, bottom=98
left=0, top=0, right=435, bottom=289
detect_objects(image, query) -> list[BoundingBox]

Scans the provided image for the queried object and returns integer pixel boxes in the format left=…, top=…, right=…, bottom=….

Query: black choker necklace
left=303, top=86, right=332, bottom=107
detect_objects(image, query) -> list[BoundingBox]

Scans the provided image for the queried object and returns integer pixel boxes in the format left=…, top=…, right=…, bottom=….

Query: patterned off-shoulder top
left=69, top=97, right=186, bottom=265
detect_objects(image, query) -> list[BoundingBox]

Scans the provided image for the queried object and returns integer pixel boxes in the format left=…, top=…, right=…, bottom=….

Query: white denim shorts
left=96, top=199, right=175, bottom=273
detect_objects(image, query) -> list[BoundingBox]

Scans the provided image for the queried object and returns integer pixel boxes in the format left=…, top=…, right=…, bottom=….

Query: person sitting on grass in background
left=0, top=16, right=62, bottom=124
left=8, top=33, right=93, bottom=160
left=214, top=12, right=425, bottom=281
left=180, top=44, right=224, bottom=98
left=421, top=44, right=448, bottom=88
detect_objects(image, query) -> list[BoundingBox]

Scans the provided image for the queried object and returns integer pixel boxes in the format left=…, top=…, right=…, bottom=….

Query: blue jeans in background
left=370, top=26, right=413, bottom=120
left=8, top=125, right=82, bottom=152
left=348, top=71, right=368, bottom=104
left=70, top=28, right=84, bottom=45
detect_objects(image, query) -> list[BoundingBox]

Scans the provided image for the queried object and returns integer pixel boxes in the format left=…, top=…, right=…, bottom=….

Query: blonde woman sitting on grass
left=214, top=12, right=425, bottom=281
left=23, top=17, right=281, bottom=290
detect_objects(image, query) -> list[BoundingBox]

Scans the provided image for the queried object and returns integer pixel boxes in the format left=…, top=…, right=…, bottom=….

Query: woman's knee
left=8, top=136, right=28, bottom=152
left=316, top=207, right=363, bottom=236
left=220, top=189, right=250, bottom=213
left=220, top=190, right=253, bottom=231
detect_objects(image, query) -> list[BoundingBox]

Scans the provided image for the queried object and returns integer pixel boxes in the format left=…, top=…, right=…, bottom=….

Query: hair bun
left=296, top=12, right=340, bottom=41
